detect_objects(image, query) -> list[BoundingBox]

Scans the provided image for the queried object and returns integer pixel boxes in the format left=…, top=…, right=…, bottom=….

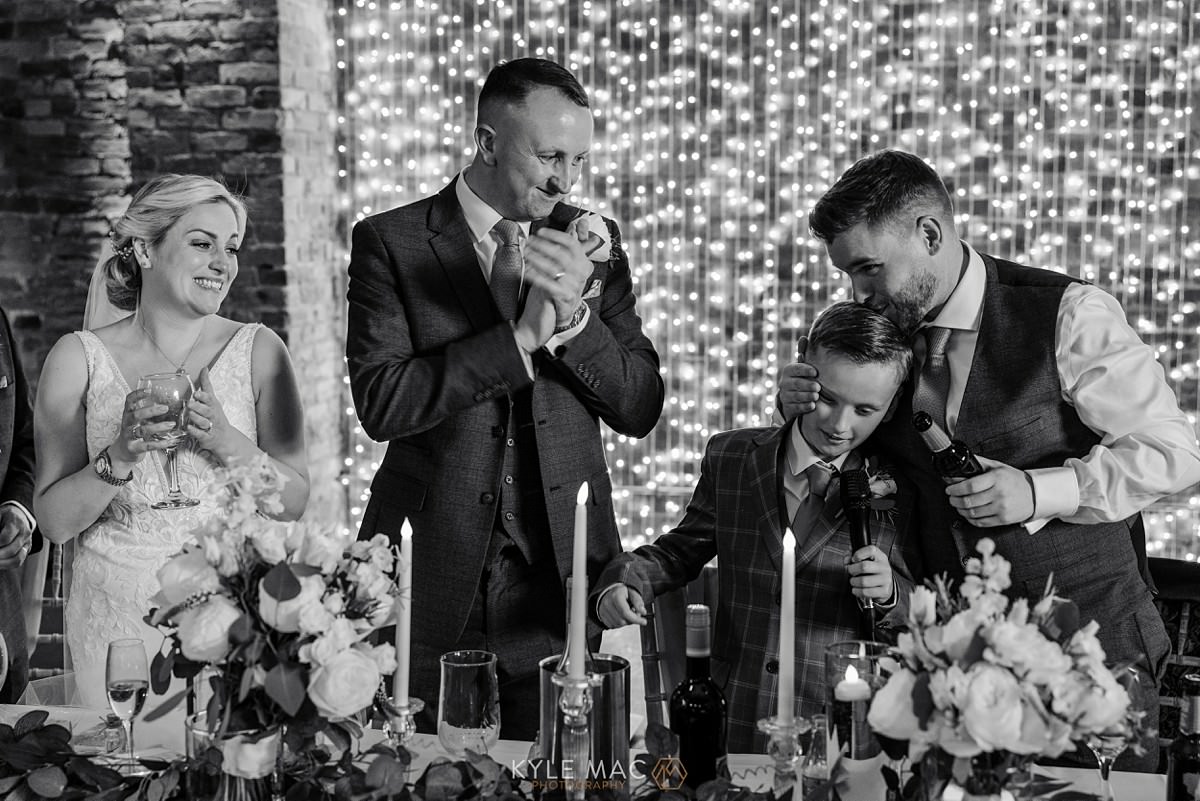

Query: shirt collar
left=455, top=168, right=532, bottom=245
left=924, top=242, right=985, bottom=333
left=786, top=421, right=851, bottom=478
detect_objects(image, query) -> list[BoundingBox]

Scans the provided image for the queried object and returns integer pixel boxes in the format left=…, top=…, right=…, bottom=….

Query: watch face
left=95, top=452, right=110, bottom=475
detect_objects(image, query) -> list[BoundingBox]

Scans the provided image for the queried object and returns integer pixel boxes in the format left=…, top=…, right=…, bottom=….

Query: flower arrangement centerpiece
left=144, top=455, right=400, bottom=793
left=866, top=538, right=1149, bottom=801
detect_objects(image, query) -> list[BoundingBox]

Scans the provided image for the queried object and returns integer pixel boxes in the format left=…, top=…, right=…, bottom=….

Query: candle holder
left=382, top=695, right=425, bottom=749
left=825, top=640, right=888, bottom=761
left=756, top=715, right=809, bottom=796
left=552, top=671, right=602, bottom=801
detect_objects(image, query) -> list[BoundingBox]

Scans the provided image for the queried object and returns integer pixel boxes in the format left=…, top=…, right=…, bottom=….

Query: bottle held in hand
left=1168, top=673, right=1200, bottom=801
left=669, top=604, right=729, bottom=789
left=912, top=411, right=984, bottom=482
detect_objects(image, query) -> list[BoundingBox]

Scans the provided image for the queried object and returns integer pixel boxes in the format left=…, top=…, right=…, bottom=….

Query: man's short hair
left=809, top=150, right=954, bottom=244
left=806, top=301, right=913, bottom=382
left=478, top=58, right=589, bottom=115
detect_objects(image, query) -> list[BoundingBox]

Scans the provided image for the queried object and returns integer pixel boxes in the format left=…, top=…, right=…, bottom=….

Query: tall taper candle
left=394, top=519, right=413, bottom=705
left=569, top=482, right=590, bottom=679
left=777, top=528, right=796, bottom=724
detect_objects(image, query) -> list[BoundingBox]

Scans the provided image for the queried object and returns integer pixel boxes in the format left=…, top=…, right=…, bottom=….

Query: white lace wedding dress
left=64, top=324, right=260, bottom=718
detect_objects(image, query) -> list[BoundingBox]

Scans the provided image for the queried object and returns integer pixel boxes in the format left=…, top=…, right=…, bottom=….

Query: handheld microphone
left=840, top=467, right=874, bottom=610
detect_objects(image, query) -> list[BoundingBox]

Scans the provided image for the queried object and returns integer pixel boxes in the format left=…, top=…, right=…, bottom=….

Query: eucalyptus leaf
left=26, top=765, right=68, bottom=798
left=14, top=710, right=49, bottom=737
left=143, top=685, right=190, bottom=722
left=263, top=561, right=302, bottom=602
left=265, top=661, right=307, bottom=717
left=151, top=649, right=174, bottom=695
left=67, top=755, right=124, bottom=790
left=0, top=775, right=20, bottom=793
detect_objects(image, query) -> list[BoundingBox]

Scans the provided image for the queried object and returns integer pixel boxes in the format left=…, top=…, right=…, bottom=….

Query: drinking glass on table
left=137, top=372, right=198, bottom=509
left=438, top=650, right=500, bottom=756
left=1087, top=663, right=1152, bottom=801
left=105, top=638, right=149, bottom=773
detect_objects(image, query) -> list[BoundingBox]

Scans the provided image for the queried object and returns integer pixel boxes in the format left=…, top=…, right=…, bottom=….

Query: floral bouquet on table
left=866, top=538, right=1151, bottom=801
left=144, top=454, right=400, bottom=789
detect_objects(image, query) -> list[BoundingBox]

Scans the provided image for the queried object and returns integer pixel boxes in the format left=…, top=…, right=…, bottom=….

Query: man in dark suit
left=0, top=306, right=39, bottom=703
left=597, top=302, right=920, bottom=753
left=346, top=58, right=663, bottom=738
left=778, top=149, right=1200, bottom=769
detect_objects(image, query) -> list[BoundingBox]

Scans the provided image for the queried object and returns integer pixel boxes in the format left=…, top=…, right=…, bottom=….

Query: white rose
left=908, top=585, right=937, bottom=628
left=177, top=595, right=241, bottom=662
left=307, top=618, right=360, bottom=665
left=960, top=663, right=1025, bottom=752
left=986, top=620, right=1072, bottom=686
left=867, top=668, right=921, bottom=740
left=297, top=597, right=336, bottom=636
left=307, top=648, right=381, bottom=720
left=157, top=550, right=221, bottom=605
left=299, top=531, right=344, bottom=574
left=249, top=526, right=288, bottom=565
left=366, top=643, right=397, bottom=675
left=941, top=609, right=984, bottom=661
left=258, top=574, right=325, bottom=633
left=1071, top=668, right=1129, bottom=733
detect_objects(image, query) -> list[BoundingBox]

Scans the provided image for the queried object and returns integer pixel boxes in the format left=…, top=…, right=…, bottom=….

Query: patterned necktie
left=790, top=461, right=835, bottom=540
left=912, top=326, right=952, bottom=434
left=491, top=219, right=523, bottom=321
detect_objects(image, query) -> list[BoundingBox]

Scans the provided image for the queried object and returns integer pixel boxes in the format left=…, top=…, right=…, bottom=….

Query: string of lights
left=335, top=0, right=1200, bottom=560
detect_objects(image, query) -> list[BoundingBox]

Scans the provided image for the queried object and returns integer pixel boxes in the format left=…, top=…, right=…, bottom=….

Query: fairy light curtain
left=336, top=0, right=1200, bottom=560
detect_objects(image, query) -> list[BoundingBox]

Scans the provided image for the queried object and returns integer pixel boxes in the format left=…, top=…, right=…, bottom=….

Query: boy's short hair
left=806, top=301, right=913, bottom=383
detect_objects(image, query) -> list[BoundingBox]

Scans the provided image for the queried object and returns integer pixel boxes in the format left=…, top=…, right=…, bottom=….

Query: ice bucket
left=535, top=653, right=631, bottom=798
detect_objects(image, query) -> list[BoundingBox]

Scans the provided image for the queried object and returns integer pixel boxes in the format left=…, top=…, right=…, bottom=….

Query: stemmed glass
left=137, top=372, right=198, bottom=509
left=106, top=639, right=149, bottom=774
left=1087, top=664, right=1150, bottom=800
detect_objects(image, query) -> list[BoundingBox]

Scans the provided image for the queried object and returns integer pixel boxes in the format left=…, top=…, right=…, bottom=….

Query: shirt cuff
left=0, top=501, right=35, bottom=535
left=509, top=323, right=536, bottom=380
left=870, top=581, right=898, bottom=611
left=595, top=582, right=623, bottom=623
left=545, top=304, right=591, bottom=351
left=1024, top=466, right=1080, bottom=532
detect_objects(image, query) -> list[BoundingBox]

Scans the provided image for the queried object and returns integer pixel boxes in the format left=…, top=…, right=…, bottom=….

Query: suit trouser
left=0, top=568, right=28, bottom=703
left=415, top=542, right=567, bottom=740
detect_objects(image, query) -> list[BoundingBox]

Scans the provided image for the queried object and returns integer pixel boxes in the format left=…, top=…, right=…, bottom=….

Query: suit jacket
left=595, top=423, right=919, bottom=753
left=0, top=308, right=37, bottom=702
left=346, top=178, right=664, bottom=656
left=874, top=254, right=1169, bottom=676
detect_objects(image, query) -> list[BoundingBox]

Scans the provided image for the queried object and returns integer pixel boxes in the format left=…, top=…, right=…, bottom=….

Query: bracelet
left=553, top=303, right=587, bottom=334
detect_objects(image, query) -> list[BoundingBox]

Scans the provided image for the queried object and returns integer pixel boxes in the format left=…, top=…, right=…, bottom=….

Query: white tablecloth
left=0, top=705, right=1168, bottom=799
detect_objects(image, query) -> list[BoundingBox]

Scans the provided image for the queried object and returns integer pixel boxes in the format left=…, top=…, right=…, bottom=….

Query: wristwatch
left=553, top=302, right=587, bottom=334
left=93, top=447, right=133, bottom=486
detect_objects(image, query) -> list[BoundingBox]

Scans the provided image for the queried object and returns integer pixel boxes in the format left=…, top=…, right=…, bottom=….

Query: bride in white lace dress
left=32, top=175, right=309, bottom=716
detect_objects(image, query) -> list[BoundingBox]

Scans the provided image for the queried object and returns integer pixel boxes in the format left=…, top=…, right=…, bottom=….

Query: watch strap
left=95, top=447, right=133, bottom=486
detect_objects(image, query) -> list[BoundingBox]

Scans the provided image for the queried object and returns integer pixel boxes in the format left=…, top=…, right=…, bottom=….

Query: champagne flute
left=137, top=372, right=198, bottom=509
left=106, top=638, right=149, bottom=773
left=1087, top=664, right=1149, bottom=800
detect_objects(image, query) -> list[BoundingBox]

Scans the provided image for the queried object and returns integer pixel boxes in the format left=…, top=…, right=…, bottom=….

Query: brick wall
left=0, top=0, right=347, bottom=527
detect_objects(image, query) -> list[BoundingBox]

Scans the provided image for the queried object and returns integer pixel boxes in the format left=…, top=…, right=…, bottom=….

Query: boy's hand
left=945, top=455, right=1035, bottom=526
left=597, top=585, right=648, bottom=628
left=845, top=545, right=895, bottom=602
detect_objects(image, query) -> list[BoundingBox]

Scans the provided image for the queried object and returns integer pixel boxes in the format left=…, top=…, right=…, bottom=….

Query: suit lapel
left=750, top=425, right=789, bottom=573
left=428, top=179, right=499, bottom=333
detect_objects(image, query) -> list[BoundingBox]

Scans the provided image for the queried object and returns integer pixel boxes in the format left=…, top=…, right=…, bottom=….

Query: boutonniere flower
left=573, top=211, right=613, bottom=262
left=865, top=464, right=898, bottom=512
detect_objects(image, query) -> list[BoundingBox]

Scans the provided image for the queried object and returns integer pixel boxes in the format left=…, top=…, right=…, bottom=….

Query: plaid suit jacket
left=597, top=422, right=919, bottom=753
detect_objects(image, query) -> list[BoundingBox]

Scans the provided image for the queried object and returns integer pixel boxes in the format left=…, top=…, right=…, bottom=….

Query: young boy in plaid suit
left=595, top=302, right=921, bottom=753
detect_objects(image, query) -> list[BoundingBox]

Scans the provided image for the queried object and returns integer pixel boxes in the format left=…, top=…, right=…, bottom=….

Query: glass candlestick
left=552, top=671, right=601, bottom=801
left=383, top=696, right=425, bottom=749
left=757, top=715, right=809, bottom=796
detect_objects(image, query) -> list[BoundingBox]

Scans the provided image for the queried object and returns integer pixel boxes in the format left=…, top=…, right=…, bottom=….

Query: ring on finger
left=554, top=271, right=565, bottom=280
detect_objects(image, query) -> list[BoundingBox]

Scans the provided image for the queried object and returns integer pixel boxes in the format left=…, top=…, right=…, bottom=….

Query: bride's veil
left=83, top=238, right=133, bottom=331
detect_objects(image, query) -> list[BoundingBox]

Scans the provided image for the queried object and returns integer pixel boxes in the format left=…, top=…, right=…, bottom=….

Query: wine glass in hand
left=137, top=372, right=198, bottom=509
left=106, top=639, right=149, bottom=773
left=1087, top=664, right=1151, bottom=800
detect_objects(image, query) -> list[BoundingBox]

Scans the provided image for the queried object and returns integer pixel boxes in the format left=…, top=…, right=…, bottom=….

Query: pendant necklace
left=140, top=316, right=205, bottom=376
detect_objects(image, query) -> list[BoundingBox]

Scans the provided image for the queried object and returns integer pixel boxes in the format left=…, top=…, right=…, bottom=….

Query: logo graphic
left=651, top=756, right=687, bottom=791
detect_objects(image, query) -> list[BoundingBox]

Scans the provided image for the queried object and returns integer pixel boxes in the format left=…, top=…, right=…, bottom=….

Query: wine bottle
left=912, top=411, right=984, bottom=481
left=1168, top=673, right=1200, bottom=801
left=669, top=604, right=729, bottom=789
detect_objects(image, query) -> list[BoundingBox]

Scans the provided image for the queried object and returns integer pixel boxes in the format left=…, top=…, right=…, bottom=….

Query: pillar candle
left=394, top=519, right=413, bottom=705
left=778, top=527, right=796, bottom=724
left=568, top=482, right=589, bottom=679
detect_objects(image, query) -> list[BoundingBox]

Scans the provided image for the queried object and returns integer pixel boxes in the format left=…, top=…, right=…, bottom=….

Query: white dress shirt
left=924, top=243, right=1200, bottom=528
left=455, top=171, right=590, bottom=375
